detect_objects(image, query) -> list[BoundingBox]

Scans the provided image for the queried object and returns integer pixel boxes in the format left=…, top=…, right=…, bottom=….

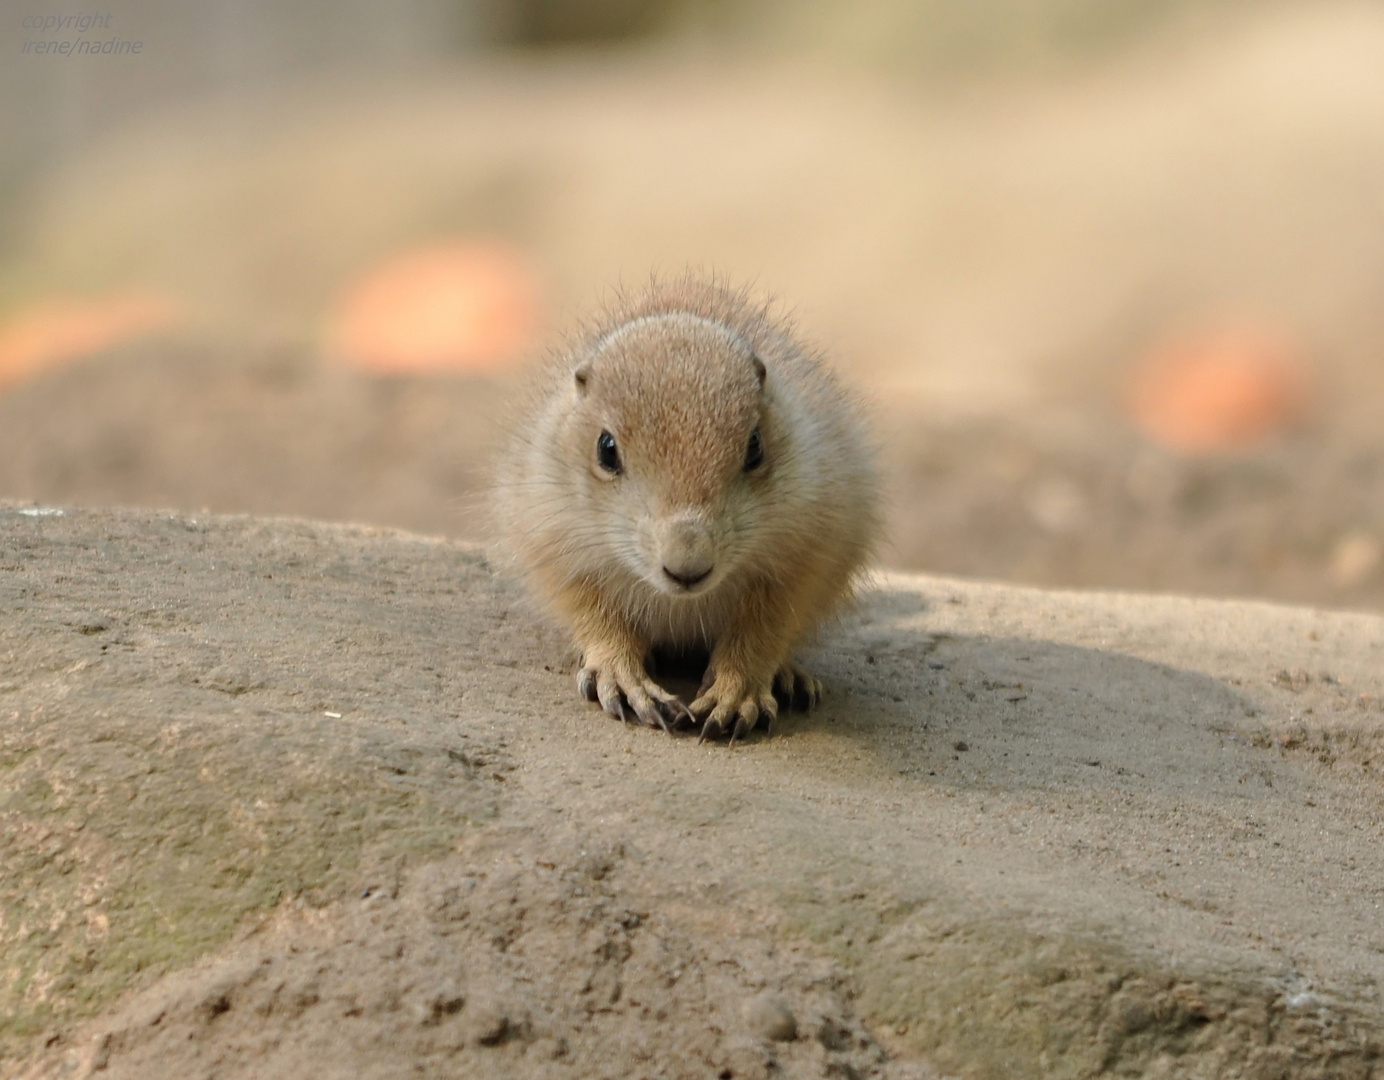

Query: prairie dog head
left=564, top=311, right=776, bottom=597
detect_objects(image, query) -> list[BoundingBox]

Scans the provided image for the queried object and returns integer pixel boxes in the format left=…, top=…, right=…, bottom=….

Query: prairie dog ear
left=574, top=363, right=591, bottom=395
left=752, top=355, right=766, bottom=388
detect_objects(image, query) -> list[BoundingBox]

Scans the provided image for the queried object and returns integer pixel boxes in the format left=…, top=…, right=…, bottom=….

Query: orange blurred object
left=0, top=293, right=178, bottom=389
left=1127, top=324, right=1310, bottom=454
left=328, top=241, right=539, bottom=375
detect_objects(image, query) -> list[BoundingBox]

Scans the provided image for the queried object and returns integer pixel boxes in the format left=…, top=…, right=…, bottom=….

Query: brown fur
left=493, top=275, right=880, bottom=741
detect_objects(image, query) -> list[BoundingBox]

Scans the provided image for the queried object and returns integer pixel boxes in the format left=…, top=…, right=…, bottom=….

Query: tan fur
left=493, top=275, right=880, bottom=741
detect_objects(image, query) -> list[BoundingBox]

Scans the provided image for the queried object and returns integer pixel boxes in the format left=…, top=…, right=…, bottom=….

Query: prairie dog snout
left=654, top=514, right=716, bottom=592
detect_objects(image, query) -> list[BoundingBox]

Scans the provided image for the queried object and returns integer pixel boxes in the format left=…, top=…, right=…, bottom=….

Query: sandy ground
left=3, top=506, right=1383, bottom=1078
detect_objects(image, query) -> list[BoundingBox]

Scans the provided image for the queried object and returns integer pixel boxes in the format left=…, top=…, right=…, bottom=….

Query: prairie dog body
left=495, top=278, right=879, bottom=741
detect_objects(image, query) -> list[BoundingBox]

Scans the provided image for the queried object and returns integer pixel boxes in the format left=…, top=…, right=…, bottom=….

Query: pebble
left=742, top=993, right=797, bottom=1042
left=464, top=998, right=511, bottom=1046
left=416, top=982, right=466, bottom=1026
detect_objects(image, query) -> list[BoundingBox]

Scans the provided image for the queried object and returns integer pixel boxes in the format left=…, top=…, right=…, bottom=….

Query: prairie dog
left=495, top=277, right=879, bottom=741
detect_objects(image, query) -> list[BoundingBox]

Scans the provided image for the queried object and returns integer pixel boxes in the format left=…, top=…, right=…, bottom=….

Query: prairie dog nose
left=663, top=564, right=712, bottom=588
left=657, top=516, right=715, bottom=590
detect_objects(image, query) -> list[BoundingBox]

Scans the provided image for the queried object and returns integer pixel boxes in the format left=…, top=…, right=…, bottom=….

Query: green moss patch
left=778, top=881, right=1379, bottom=1079
left=0, top=705, right=499, bottom=1054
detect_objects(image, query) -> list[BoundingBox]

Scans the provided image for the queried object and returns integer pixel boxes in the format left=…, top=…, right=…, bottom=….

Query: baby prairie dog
left=496, top=278, right=879, bottom=742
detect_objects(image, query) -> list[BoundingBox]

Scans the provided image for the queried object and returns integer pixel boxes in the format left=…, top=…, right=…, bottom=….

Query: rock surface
left=3, top=506, right=1383, bottom=1078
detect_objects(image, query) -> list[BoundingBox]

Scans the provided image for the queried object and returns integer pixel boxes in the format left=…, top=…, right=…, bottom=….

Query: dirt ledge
left=3, top=506, right=1383, bottom=1079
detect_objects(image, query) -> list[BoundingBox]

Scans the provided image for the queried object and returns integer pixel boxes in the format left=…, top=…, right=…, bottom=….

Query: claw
left=627, top=689, right=660, bottom=730
left=597, top=680, right=624, bottom=722
left=578, top=669, right=598, bottom=702
left=758, top=696, right=778, bottom=737
left=648, top=699, right=673, bottom=734
left=657, top=696, right=693, bottom=734
left=775, top=664, right=822, bottom=713
left=667, top=698, right=696, bottom=731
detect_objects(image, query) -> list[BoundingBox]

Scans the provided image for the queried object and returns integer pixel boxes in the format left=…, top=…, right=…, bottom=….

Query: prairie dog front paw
left=689, top=666, right=779, bottom=744
left=577, top=646, right=693, bottom=732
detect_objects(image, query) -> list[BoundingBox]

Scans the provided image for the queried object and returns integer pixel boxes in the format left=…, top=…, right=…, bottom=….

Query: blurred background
left=2, top=0, right=1382, bottom=610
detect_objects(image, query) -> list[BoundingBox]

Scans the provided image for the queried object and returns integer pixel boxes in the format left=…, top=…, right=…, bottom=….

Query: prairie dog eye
left=744, top=427, right=764, bottom=472
left=596, top=430, right=622, bottom=475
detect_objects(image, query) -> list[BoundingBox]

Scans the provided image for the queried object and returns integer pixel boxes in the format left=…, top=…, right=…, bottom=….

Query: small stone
left=817, top=1016, right=851, bottom=1051
left=196, top=984, right=233, bottom=1023
left=416, top=982, right=466, bottom=1026
left=86, top=1032, right=113, bottom=1072
left=530, top=1035, right=568, bottom=1059
left=953, top=741, right=969, bottom=752
left=464, top=998, right=511, bottom=1046
left=742, top=993, right=797, bottom=1042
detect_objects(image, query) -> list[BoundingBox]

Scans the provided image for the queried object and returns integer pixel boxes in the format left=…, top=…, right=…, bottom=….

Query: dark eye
left=744, top=427, right=764, bottom=472
left=596, top=430, right=621, bottom=475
